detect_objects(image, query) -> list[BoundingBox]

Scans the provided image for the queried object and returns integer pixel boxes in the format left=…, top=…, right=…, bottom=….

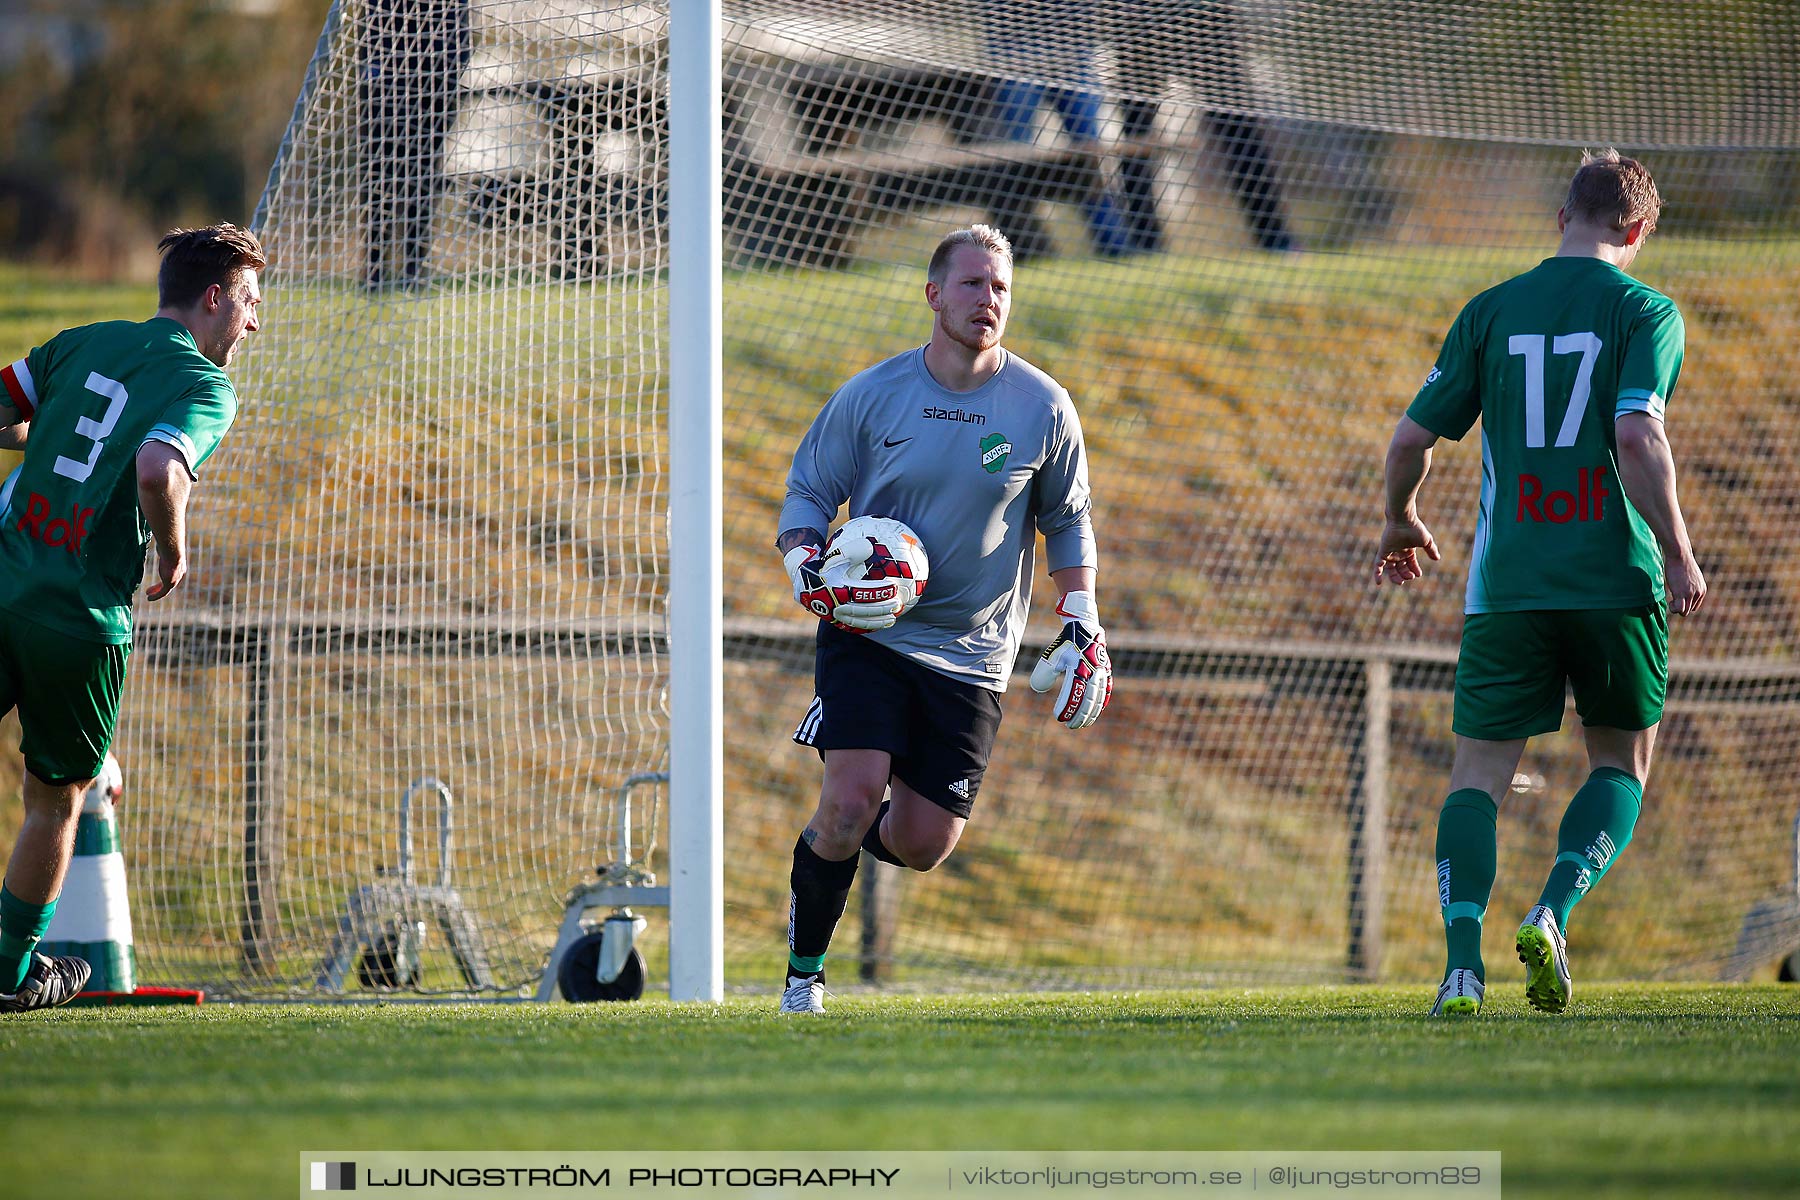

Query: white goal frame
left=667, top=0, right=725, bottom=1003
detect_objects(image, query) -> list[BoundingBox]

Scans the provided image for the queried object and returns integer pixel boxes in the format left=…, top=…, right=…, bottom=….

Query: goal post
left=667, top=0, right=726, bottom=1004
left=103, top=0, right=1800, bottom=1000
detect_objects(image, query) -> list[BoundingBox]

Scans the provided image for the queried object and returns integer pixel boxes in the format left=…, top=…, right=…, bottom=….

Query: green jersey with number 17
left=1407, top=256, right=1684, bottom=614
left=0, top=318, right=238, bottom=644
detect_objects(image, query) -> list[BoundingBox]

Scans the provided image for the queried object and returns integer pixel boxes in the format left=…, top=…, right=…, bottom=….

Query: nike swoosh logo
left=883, top=437, right=912, bottom=448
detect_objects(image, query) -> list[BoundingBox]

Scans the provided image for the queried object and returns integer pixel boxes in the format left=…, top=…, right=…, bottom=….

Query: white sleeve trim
left=1615, top=389, right=1666, bottom=421
left=141, top=425, right=201, bottom=479
left=2, top=358, right=36, bottom=416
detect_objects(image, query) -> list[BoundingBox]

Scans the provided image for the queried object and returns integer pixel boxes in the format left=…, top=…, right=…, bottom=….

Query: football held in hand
left=820, top=516, right=929, bottom=621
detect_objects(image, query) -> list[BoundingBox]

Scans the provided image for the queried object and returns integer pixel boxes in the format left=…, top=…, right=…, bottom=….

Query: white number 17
left=1508, top=332, right=1601, bottom=448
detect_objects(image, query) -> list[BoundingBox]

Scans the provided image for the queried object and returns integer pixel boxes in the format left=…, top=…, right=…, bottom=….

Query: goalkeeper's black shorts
left=793, top=622, right=1003, bottom=818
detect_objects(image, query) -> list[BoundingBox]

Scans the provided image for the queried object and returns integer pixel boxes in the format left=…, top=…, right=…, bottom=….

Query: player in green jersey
left=1375, top=151, right=1706, bottom=1017
left=0, top=224, right=265, bottom=1012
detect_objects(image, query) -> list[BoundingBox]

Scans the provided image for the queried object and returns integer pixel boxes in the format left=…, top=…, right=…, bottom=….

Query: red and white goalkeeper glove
left=1029, top=590, right=1113, bottom=730
left=784, top=543, right=905, bottom=633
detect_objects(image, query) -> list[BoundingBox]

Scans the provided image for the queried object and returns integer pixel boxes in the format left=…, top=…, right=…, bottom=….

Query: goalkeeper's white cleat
left=1428, top=968, right=1484, bottom=1017
left=1516, top=904, right=1572, bottom=1013
left=778, top=973, right=826, bottom=1016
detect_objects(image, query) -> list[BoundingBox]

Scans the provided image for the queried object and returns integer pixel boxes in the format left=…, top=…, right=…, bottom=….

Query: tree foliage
left=0, top=0, right=328, bottom=264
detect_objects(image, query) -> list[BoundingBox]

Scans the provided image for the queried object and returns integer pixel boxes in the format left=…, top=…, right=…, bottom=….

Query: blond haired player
left=775, top=225, right=1112, bottom=1013
left=1377, top=152, right=1704, bottom=1017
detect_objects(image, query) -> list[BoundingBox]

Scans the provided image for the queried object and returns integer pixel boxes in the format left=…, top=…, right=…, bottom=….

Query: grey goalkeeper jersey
left=780, top=346, right=1097, bottom=691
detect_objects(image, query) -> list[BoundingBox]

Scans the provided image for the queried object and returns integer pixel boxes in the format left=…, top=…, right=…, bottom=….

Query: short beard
left=943, top=319, right=1002, bottom=354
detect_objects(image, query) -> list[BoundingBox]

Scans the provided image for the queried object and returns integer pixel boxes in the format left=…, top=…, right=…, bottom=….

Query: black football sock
left=860, top=799, right=906, bottom=867
left=787, top=834, right=860, bottom=978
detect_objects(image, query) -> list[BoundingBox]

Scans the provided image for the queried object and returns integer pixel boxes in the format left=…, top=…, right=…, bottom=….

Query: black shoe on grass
left=0, top=954, right=92, bottom=1014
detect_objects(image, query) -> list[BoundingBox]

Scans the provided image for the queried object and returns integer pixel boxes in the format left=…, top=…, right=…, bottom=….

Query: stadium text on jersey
left=919, top=405, right=986, bottom=425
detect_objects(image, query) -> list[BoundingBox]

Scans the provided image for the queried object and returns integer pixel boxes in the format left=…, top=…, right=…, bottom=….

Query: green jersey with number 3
left=0, top=318, right=238, bottom=643
left=1407, top=256, right=1684, bottom=614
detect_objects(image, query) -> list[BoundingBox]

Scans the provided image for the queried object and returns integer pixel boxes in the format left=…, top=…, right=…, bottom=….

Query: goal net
left=112, top=0, right=1800, bottom=996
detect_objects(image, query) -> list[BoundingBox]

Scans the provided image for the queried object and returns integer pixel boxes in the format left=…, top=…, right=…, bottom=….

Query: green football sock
left=0, top=884, right=57, bottom=993
left=1538, top=766, right=1643, bottom=933
left=1436, top=789, right=1498, bottom=983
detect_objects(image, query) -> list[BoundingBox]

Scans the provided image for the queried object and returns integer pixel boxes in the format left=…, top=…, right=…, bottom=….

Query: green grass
left=0, top=264, right=155, bottom=347
left=4, top=985, right=1797, bottom=1200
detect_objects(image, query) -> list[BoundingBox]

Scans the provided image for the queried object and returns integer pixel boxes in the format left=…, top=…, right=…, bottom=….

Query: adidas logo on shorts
left=948, top=778, right=972, bottom=800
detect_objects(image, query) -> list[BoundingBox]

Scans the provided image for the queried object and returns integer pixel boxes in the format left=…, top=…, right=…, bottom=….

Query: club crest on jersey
left=979, top=432, right=1012, bottom=474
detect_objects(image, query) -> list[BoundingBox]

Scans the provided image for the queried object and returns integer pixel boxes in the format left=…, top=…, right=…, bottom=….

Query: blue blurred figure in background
left=981, top=1, right=1132, bottom=260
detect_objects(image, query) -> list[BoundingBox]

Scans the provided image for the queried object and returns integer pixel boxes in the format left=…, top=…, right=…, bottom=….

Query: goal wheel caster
left=1780, top=953, right=1797, bottom=983
left=558, top=931, right=646, bottom=1002
left=358, top=929, right=421, bottom=990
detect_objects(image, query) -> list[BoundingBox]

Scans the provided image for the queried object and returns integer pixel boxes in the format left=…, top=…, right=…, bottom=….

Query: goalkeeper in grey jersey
left=773, top=224, right=1112, bottom=1014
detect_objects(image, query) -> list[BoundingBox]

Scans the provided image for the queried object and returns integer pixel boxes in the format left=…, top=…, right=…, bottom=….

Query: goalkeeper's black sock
left=860, top=800, right=906, bottom=867
left=787, top=835, right=860, bottom=978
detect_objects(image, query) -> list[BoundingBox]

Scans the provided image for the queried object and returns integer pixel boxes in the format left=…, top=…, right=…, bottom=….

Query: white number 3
left=53, top=372, right=130, bottom=483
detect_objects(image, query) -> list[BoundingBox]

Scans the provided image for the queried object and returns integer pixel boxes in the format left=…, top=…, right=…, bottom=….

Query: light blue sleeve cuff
left=777, top=497, right=837, bottom=539
left=1043, top=521, right=1098, bottom=574
left=141, top=425, right=200, bottom=479
left=1615, top=389, right=1666, bottom=421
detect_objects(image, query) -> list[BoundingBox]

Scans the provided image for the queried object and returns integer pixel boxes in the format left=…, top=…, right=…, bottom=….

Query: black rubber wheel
left=1780, top=953, right=1798, bottom=983
left=358, top=931, right=420, bottom=990
left=557, top=930, right=647, bottom=1002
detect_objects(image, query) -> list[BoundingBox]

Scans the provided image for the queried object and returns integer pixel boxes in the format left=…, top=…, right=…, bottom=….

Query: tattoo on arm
left=776, top=527, right=828, bottom=556
left=801, top=827, right=819, bottom=847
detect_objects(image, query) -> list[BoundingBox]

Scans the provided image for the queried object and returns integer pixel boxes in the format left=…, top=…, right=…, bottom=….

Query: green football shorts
left=1453, top=604, right=1668, bottom=740
left=0, top=614, right=130, bottom=786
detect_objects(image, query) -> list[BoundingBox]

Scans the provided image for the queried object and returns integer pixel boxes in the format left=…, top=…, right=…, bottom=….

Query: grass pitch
left=4, top=985, right=1797, bottom=1200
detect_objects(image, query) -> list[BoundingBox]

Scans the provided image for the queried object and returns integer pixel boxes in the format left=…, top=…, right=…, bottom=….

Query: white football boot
left=1516, top=904, right=1572, bottom=1013
left=778, top=973, right=826, bottom=1015
left=1428, top=968, right=1484, bottom=1017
